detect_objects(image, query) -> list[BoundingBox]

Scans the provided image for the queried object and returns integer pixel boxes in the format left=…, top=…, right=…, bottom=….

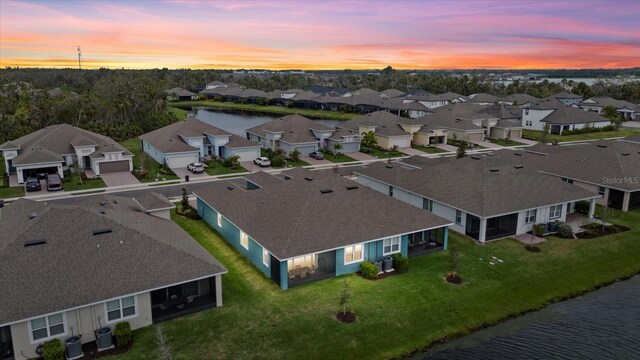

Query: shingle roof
left=547, top=91, right=583, bottom=100
left=132, top=191, right=176, bottom=212
left=355, top=155, right=598, bottom=218
left=578, top=96, right=640, bottom=111
left=165, top=87, right=197, bottom=97
left=541, top=102, right=611, bottom=125
left=338, top=111, right=418, bottom=136
left=194, top=168, right=451, bottom=260
left=245, top=114, right=334, bottom=144
left=467, top=93, right=499, bottom=103
left=499, top=93, right=539, bottom=104
left=0, top=194, right=226, bottom=325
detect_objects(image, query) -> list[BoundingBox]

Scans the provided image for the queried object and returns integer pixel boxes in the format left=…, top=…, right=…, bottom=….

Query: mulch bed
left=445, top=273, right=463, bottom=285
left=524, top=245, right=541, bottom=252
left=336, top=311, right=357, bottom=323
left=79, top=341, right=132, bottom=359
left=356, top=270, right=402, bottom=281
left=576, top=225, right=630, bottom=239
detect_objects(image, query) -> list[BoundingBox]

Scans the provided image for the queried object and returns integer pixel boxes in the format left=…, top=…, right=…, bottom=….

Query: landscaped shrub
left=42, top=339, right=64, bottom=360
left=270, top=155, right=286, bottom=167
left=561, top=124, right=617, bottom=136
left=360, top=261, right=378, bottom=279
left=575, top=200, right=590, bottom=215
left=557, top=222, right=573, bottom=238
left=114, top=321, right=132, bottom=348
left=392, top=254, right=410, bottom=273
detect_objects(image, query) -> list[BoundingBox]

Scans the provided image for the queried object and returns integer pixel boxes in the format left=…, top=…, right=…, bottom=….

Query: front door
left=0, top=326, right=13, bottom=360
left=83, top=156, right=91, bottom=169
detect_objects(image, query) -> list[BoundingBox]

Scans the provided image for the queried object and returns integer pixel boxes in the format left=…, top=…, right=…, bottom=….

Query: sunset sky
left=1, top=0, right=639, bottom=70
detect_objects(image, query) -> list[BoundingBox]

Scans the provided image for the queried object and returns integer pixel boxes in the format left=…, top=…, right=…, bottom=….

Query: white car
left=187, top=162, right=206, bottom=173
left=254, top=157, right=271, bottom=167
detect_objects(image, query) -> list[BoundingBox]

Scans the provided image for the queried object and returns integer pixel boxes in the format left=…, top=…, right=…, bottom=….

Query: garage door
left=295, top=145, right=317, bottom=157
left=231, top=149, right=260, bottom=162
left=99, top=160, right=130, bottom=174
left=466, top=133, right=484, bottom=143
left=388, top=138, right=411, bottom=148
left=166, top=154, right=198, bottom=168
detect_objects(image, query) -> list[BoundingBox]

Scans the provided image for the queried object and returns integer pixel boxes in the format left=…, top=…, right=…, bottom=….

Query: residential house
left=382, top=98, right=432, bottom=118
left=505, top=141, right=640, bottom=211
left=165, top=87, right=198, bottom=101
left=404, top=92, right=464, bottom=109
left=0, top=193, right=227, bottom=359
left=355, top=155, right=600, bottom=243
left=379, top=88, right=406, bottom=99
left=194, top=168, right=452, bottom=289
left=576, top=96, right=640, bottom=120
left=246, top=114, right=337, bottom=155
left=545, top=91, right=583, bottom=105
left=521, top=100, right=611, bottom=134
left=498, top=93, right=539, bottom=107
left=466, top=93, right=499, bottom=105
left=139, top=118, right=261, bottom=167
left=0, top=124, right=133, bottom=184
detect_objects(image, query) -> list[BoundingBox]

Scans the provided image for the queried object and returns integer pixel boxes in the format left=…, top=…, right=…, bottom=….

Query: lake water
left=416, top=276, right=640, bottom=359
left=493, top=77, right=637, bottom=86
left=188, top=107, right=341, bottom=137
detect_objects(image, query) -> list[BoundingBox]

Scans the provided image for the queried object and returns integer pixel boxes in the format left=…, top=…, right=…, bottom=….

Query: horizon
left=1, top=0, right=640, bottom=70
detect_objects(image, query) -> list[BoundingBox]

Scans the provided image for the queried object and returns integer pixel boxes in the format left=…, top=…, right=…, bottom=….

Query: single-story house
left=0, top=124, right=133, bottom=184
left=522, top=100, right=612, bottom=134
left=326, top=129, right=362, bottom=153
left=466, top=93, right=499, bottom=105
left=504, top=141, right=640, bottom=211
left=545, top=91, right=583, bottom=106
left=194, top=168, right=452, bottom=289
left=139, top=118, right=261, bottom=167
left=338, top=111, right=419, bottom=149
left=355, top=155, right=600, bottom=243
left=246, top=114, right=338, bottom=155
left=497, top=93, right=539, bottom=107
left=0, top=193, right=226, bottom=359
left=403, top=92, right=464, bottom=109
left=165, top=87, right=198, bottom=101
left=576, top=96, right=640, bottom=121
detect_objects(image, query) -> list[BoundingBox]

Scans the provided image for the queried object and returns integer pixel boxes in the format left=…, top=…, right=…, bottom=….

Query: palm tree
left=361, top=131, right=377, bottom=149
left=332, top=142, right=343, bottom=156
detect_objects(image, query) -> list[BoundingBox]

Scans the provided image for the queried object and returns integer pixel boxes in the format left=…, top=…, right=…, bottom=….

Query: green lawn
left=412, top=144, right=448, bottom=154
left=119, top=138, right=179, bottom=183
left=322, top=152, right=358, bottom=163
left=488, top=138, right=526, bottom=147
left=522, top=128, right=640, bottom=143
left=63, top=173, right=106, bottom=191
left=362, top=148, right=408, bottom=158
left=167, top=101, right=358, bottom=120
left=167, top=106, right=188, bottom=119
left=0, top=186, right=24, bottom=198
left=203, top=161, right=248, bottom=176
left=111, top=208, right=640, bottom=360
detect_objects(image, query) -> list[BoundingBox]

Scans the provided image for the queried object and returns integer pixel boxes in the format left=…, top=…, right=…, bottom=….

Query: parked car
left=25, top=177, right=41, bottom=192
left=187, top=162, right=206, bottom=173
left=309, top=151, right=325, bottom=160
left=254, top=157, right=271, bottom=167
left=46, top=174, right=63, bottom=191
left=36, top=172, right=49, bottom=180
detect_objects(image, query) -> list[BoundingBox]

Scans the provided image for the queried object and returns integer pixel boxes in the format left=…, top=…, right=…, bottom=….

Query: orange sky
left=1, top=0, right=639, bottom=70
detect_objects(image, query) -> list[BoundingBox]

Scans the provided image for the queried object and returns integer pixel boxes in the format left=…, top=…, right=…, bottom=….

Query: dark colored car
left=25, top=177, right=41, bottom=192
left=309, top=151, right=325, bottom=160
left=46, top=174, right=63, bottom=191
left=36, top=172, right=49, bottom=180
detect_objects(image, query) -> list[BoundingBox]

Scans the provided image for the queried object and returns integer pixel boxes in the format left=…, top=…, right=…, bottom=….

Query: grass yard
left=119, top=138, right=179, bottom=183
left=0, top=186, right=25, bottom=198
left=167, top=106, right=189, bottom=119
left=412, top=144, right=448, bottom=154
left=63, top=173, right=106, bottom=191
left=167, top=101, right=358, bottom=121
left=111, top=208, right=640, bottom=360
left=322, top=152, right=358, bottom=163
left=522, top=128, right=640, bottom=143
left=203, top=161, right=248, bottom=176
left=488, top=138, right=526, bottom=147
left=362, top=148, right=408, bottom=158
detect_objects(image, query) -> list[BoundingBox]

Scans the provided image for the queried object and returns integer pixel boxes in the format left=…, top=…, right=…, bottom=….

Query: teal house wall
left=335, top=235, right=410, bottom=276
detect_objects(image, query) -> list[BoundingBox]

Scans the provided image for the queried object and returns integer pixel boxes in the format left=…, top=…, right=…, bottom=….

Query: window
left=525, top=120, right=532, bottom=126
left=525, top=209, right=537, bottom=224
left=240, top=231, right=249, bottom=250
left=598, top=186, right=606, bottom=196
left=455, top=210, right=463, bottom=225
left=183, top=281, right=199, bottom=297
left=217, top=213, right=222, bottom=227
left=30, top=313, right=65, bottom=342
left=263, top=248, right=270, bottom=267
left=106, top=296, right=136, bottom=323
left=549, top=204, right=562, bottom=219
left=388, top=185, right=394, bottom=197
left=383, top=236, right=401, bottom=255
left=524, top=109, right=529, bottom=115
left=344, top=244, right=363, bottom=264
left=422, top=198, right=433, bottom=212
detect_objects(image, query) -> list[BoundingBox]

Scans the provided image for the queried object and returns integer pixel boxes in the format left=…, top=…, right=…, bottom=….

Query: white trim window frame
left=29, top=313, right=67, bottom=343
left=525, top=209, right=537, bottom=224
left=240, top=231, right=249, bottom=250
left=217, top=213, right=222, bottom=228
left=382, top=236, right=401, bottom=255
left=344, top=244, right=364, bottom=265
left=549, top=205, right=562, bottom=220
left=423, top=198, right=433, bottom=212
left=455, top=210, right=463, bottom=225
left=263, top=248, right=270, bottom=267
left=105, top=296, right=137, bottom=324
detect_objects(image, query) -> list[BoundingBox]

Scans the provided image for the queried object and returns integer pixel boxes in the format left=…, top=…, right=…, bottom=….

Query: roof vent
left=386, top=164, right=393, bottom=168
left=100, top=201, right=106, bottom=206
left=93, top=228, right=113, bottom=235
left=304, top=177, right=313, bottom=181
left=112, top=200, right=118, bottom=204
left=227, top=186, right=235, bottom=191
left=471, top=156, right=481, bottom=160
left=489, top=168, right=499, bottom=172
left=621, top=153, right=630, bottom=156
left=320, top=189, right=333, bottom=194
left=514, top=165, right=524, bottom=169
left=99, top=209, right=106, bottom=214
left=596, top=144, right=607, bottom=148
left=514, top=152, right=522, bottom=156
left=29, top=212, right=37, bottom=219
left=24, top=239, right=47, bottom=247
left=346, top=185, right=359, bottom=190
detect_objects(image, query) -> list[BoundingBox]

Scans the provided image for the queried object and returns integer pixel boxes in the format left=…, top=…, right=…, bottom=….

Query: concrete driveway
left=171, top=167, right=209, bottom=181
left=302, top=156, right=331, bottom=166
left=100, top=172, right=140, bottom=187
left=399, top=147, right=425, bottom=156
left=344, top=152, right=376, bottom=161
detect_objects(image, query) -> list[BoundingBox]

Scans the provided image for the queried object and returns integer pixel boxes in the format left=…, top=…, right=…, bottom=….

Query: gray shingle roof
left=132, top=191, right=176, bottom=212
left=194, top=168, right=451, bottom=259
left=0, top=194, right=226, bottom=325
left=245, top=114, right=334, bottom=144
left=499, top=93, right=539, bottom=104
left=338, top=111, right=419, bottom=136
left=578, top=97, right=640, bottom=111
left=355, top=155, right=599, bottom=218
left=165, top=87, right=197, bottom=97
left=540, top=102, right=611, bottom=125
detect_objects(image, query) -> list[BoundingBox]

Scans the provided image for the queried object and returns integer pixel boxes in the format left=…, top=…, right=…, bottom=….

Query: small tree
left=540, top=123, right=551, bottom=143
left=155, top=324, right=172, bottom=360
left=361, top=131, right=377, bottom=149
left=181, top=188, right=190, bottom=211
left=449, top=244, right=459, bottom=275
left=332, top=142, right=343, bottom=156
left=288, top=148, right=301, bottom=162
left=506, top=128, right=511, bottom=140
left=456, top=141, right=467, bottom=158
left=223, top=155, right=240, bottom=169
left=72, top=158, right=84, bottom=186
left=598, top=204, right=611, bottom=233
left=339, top=278, right=351, bottom=315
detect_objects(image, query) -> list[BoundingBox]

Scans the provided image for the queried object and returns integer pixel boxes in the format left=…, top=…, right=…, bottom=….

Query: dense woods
left=1, top=68, right=639, bottom=144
